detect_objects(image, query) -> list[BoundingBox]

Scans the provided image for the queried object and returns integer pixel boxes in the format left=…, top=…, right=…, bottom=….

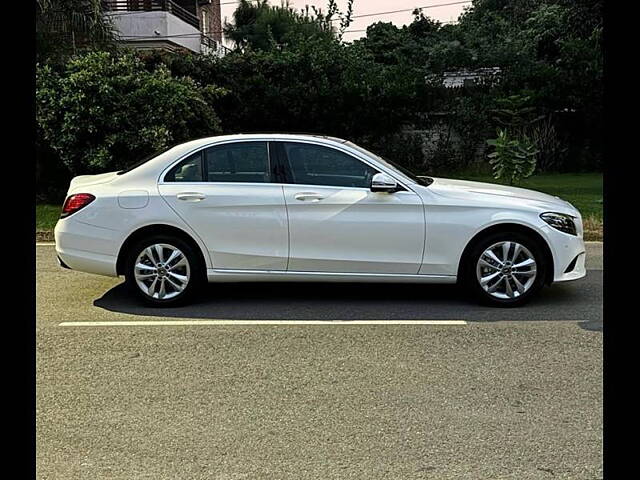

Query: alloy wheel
left=134, top=243, right=191, bottom=300
left=476, top=241, right=537, bottom=300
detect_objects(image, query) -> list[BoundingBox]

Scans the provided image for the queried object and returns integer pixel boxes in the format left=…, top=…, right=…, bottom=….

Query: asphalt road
left=36, top=243, right=602, bottom=479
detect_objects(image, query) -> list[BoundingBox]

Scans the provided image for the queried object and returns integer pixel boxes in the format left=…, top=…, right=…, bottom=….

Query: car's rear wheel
left=463, top=231, right=547, bottom=307
left=124, top=235, right=204, bottom=306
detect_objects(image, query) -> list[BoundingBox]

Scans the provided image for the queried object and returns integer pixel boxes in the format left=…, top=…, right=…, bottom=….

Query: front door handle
left=177, top=192, right=206, bottom=202
left=294, top=192, right=324, bottom=202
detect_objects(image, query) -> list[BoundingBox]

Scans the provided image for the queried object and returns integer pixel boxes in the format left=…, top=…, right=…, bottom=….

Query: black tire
left=124, top=234, right=205, bottom=307
left=462, top=231, right=547, bottom=308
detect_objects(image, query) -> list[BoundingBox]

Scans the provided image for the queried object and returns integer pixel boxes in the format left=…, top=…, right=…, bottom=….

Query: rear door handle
left=177, top=192, right=206, bottom=202
left=294, top=192, right=324, bottom=202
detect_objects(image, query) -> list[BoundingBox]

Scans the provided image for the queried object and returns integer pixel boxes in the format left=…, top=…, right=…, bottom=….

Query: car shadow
left=93, top=271, right=602, bottom=324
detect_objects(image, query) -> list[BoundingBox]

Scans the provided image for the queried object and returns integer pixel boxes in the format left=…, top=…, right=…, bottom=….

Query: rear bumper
left=57, top=255, right=71, bottom=269
left=54, top=218, right=119, bottom=277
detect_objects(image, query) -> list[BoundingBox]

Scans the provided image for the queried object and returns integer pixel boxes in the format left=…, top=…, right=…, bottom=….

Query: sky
left=219, top=0, right=471, bottom=45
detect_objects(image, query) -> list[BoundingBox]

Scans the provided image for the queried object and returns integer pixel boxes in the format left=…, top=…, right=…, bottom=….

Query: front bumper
left=555, top=251, right=586, bottom=282
left=541, top=224, right=586, bottom=283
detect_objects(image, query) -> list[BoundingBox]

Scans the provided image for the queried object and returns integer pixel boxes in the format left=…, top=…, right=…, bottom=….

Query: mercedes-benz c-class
left=54, top=134, right=586, bottom=307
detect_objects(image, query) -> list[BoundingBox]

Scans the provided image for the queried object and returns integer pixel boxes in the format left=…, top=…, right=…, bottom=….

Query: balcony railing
left=104, top=1, right=199, bottom=29
left=201, top=34, right=231, bottom=57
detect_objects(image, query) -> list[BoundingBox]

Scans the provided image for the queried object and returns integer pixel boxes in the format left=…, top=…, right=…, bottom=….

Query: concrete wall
left=107, top=11, right=201, bottom=53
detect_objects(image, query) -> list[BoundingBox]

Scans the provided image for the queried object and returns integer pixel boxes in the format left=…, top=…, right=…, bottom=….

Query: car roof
left=183, top=133, right=349, bottom=148
left=112, top=134, right=352, bottom=182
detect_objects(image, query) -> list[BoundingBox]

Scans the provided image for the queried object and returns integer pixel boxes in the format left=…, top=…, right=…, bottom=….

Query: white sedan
left=54, top=134, right=586, bottom=307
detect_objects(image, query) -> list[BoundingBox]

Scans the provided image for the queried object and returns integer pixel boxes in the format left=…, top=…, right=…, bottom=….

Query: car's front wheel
left=463, top=232, right=547, bottom=307
left=125, top=235, right=204, bottom=306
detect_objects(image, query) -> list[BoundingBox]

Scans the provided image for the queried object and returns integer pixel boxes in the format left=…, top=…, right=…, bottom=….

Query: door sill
left=207, top=268, right=456, bottom=284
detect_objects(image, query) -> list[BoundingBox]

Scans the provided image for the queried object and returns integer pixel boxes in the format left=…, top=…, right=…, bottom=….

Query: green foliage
left=34, top=0, right=602, bottom=198
left=487, top=128, right=538, bottom=185
left=355, top=0, right=602, bottom=171
left=354, top=12, right=463, bottom=75
left=358, top=131, right=427, bottom=174
left=36, top=52, right=225, bottom=175
left=224, top=0, right=353, bottom=51
left=140, top=38, right=421, bottom=141
left=491, top=94, right=544, bottom=134
left=36, top=0, right=117, bottom=63
left=36, top=204, right=63, bottom=232
left=449, top=92, right=494, bottom=167
left=530, top=116, right=567, bottom=172
left=322, top=0, right=354, bottom=38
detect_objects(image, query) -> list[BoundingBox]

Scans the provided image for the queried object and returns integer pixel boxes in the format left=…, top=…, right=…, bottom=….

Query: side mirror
left=371, top=173, right=398, bottom=193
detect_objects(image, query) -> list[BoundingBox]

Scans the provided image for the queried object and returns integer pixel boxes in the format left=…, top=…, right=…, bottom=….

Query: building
left=441, top=67, right=501, bottom=88
left=104, top=1, right=228, bottom=55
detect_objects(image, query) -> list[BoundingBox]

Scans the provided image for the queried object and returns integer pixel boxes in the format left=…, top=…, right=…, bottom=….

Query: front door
left=158, top=141, right=288, bottom=270
left=274, top=141, right=425, bottom=274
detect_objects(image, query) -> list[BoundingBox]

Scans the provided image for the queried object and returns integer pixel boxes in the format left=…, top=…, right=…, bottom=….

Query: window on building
left=202, top=10, right=208, bottom=34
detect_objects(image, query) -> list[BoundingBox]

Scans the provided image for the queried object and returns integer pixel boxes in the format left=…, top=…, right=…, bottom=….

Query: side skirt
left=207, top=269, right=457, bottom=284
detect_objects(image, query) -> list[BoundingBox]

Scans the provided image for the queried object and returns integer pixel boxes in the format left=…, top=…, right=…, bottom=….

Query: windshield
left=344, top=141, right=433, bottom=187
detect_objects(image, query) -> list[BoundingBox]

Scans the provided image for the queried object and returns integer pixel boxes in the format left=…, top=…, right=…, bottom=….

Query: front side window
left=204, top=142, right=270, bottom=183
left=282, top=142, right=378, bottom=188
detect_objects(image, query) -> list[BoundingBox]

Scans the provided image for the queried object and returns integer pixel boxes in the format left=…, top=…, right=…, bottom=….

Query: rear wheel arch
left=457, top=223, right=554, bottom=285
left=116, top=224, right=208, bottom=276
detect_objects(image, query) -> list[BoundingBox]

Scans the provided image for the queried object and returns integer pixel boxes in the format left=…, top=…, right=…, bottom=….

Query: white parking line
left=59, top=320, right=467, bottom=327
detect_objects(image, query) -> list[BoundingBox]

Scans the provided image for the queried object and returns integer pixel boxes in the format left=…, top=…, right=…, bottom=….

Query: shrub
left=357, top=130, right=427, bottom=174
left=448, top=93, right=494, bottom=168
left=486, top=128, right=538, bottom=185
left=139, top=39, right=422, bottom=143
left=36, top=51, right=225, bottom=175
left=530, top=116, right=568, bottom=172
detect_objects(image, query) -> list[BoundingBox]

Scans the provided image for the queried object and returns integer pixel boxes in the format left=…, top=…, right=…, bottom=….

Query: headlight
left=540, top=212, right=577, bottom=236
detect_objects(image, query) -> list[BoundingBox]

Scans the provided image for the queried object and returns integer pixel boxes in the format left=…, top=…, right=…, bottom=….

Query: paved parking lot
left=36, top=243, right=602, bottom=479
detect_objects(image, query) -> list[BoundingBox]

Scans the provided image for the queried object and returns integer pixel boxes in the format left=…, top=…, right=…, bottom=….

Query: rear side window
left=204, top=142, right=270, bottom=183
left=164, top=151, right=203, bottom=182
left=281, top=142, right=378, bottom=188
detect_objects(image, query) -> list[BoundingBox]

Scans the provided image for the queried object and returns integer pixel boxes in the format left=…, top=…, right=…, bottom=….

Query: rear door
left=158, top=141, right=288, bottom=270
left=273, top=141, right=425, bottom=274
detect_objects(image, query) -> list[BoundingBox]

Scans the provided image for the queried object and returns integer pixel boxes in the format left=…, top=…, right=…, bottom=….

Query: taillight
left=61, top=193, right=95, bottom=218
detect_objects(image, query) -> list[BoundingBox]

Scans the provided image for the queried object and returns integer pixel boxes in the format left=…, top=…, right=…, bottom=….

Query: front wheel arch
left=457, top=223, right=555, bottom=285
left=116, top=224, right=208, bottom=277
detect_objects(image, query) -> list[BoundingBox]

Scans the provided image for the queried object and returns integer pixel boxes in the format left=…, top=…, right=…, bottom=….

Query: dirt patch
left=583, top=215, right=603, bottom=241
left=36, top=230, right=55, bottom=243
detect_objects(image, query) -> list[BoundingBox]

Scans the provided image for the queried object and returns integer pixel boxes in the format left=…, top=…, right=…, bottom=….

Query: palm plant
left=36, top=0, right=116, bottom=63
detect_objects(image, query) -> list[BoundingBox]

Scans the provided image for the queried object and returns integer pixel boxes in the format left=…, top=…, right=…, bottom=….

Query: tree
left=36, top=52, right=225, bottom=175
left=491, top=94, right=544, bottom=135
left=355, top=0, right=602, bottom=171
left=224, top=0, right=353, bottom=51
left=36, top=0, right=117, bottom=63
left=138, top=35, right=422, bottom=151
